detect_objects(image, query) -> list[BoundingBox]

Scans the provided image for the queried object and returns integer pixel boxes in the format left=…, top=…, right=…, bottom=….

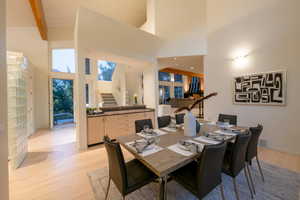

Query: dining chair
left=218, top=114, right=237, bottom=126
left=196, top=120, right=201, bottom=133
left=245, top=124, right=264, bottom=194
left=135, top=119, right=153, bottom=133
left=103, top=136, right=157, bottom=200
left=157, top=116, right=171, bottom=128
left=175, top=113, right=185, bottom=124
left=170, top=142, right=227, bottom=200
left=222, top=132, right=253, bottom=200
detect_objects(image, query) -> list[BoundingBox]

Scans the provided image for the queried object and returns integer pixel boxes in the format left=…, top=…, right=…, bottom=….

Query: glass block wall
left=7, top=51, right=28, bottom=169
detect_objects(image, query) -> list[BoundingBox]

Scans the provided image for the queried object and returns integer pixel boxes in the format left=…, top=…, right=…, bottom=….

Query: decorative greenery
left=98, top=61, right=117, bottom=81
left=53, top=79, right=74, bottom=123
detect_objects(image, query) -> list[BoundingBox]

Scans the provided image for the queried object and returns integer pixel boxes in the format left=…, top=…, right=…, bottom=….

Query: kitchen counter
left=87, top=108, right=155, bottom=118
left=87, top=108, right=155, bottom=146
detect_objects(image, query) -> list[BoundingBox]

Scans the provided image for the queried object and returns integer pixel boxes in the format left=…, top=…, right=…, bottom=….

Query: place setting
left=167, top=139, right=204, bottom=157
left=161, top=121, right=178, bottom=132
left=137, top=125, right=168, bottom=138
left=125, top=137, right=164, bottom=157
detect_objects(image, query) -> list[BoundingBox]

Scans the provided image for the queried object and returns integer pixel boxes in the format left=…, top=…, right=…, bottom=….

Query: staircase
left=101, top=93, right=118, bottom=107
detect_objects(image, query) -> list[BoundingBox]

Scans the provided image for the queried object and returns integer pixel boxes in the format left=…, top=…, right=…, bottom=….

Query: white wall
left=140, top=0, right=156, bottom=34
left=0, top=0, right=9, bottom=198
left=76, top=7, right=161, bottom=63
left=154, top=0, right=207, bottom=57
left=6, top=27, right=49, bottom=130
left=125, top=67, right=143, bottom=105
left=205, top=0, right=300, bottom=154
left=112, top=64, right=126, bottom=106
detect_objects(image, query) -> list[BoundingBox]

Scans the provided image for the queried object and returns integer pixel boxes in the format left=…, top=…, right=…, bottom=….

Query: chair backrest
left=157, top=116, right=171, bottom=128
left=247, top=124, right=263, bottom=161
left=135, top=119, right=153, bottom=133
left=230, top=132, right=251, bottom=176
left=218, top=114, right=237, bottom=125
left=196, top=120, right=201, bottom=133
left=175, top=113, right=185, bottom=124
left=196, top=142, right=227, bottom=198
left=104, top=136, right=127, bottom=194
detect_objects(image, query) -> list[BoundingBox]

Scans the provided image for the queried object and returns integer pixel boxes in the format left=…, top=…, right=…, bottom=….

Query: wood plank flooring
left=9, top=125, right=300, bottom=200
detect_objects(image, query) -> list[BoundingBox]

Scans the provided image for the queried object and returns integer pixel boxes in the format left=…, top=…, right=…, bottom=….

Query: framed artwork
left=233, top=70, right=286, bottom=106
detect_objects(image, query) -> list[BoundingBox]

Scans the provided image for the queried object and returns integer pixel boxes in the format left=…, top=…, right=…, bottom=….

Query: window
left=52, top=49, right=75, bottom=73
left=174, top=86, right=183, bottom=99
left=85, top=58, right=91, bottom=75
left=159, top=85, right=170, bottom=104
left=174, top=74, right=183, bottom=83
left=97, top=60, right=117, bottom=81
left=159, top=72, right=171, bottom=82
left=85, top=84, right=89, bottom=105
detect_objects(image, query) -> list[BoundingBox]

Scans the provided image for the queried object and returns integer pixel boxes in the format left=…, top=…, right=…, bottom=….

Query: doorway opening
left=52, top=79, right=74, bottom=127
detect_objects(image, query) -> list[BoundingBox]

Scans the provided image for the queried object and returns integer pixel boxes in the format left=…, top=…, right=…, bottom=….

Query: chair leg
left=232, top=178, right=240, bottom=200
left=246, top=163, right=256, bottom=195
left=244, top=166, right=254, bottom=198
left=105, top=177, right=111, bottom=200
left=256, top=156, right=265, bottom=182
left=220, top=182, right=226, bottom=200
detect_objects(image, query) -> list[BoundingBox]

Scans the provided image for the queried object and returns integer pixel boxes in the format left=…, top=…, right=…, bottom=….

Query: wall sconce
left=231, top=49, right=250, bottom=67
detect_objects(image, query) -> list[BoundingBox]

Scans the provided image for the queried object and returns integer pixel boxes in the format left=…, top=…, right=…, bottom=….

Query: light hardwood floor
left=9, top=125, right=300, bottom=200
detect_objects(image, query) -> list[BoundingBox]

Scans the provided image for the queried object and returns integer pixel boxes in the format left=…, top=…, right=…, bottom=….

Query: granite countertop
left=87, top=108, right=155, bottom=118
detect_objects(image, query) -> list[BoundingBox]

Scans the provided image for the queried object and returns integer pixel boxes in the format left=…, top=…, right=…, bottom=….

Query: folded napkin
left=126, top=140, right=164, bottom=157
left=137, top=129, right=168, bottom=138
left=167, top=140, right=204, bottom=157
left=214, top=130, right=237, bottom=136
left=161, top=127, right=177, bottom=132
left=194, top=136, right=221, bottom=145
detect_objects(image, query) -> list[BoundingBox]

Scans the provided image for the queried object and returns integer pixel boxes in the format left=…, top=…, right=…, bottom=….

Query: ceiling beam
left=28, top=0, right=48, bottom=40
left=160, top=67, right=204, bottom=78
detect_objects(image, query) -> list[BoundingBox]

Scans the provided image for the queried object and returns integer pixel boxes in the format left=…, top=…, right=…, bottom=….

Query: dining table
left=116, top=120, right=248, bottom=200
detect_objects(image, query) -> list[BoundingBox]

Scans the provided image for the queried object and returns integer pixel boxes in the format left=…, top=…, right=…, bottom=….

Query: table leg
left=158, top=176, right=168, bottom=200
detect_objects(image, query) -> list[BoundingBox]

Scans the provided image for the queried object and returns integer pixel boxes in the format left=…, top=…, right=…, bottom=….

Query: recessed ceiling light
left=190, top=66, right=195, bottom=70
left=174, top=57, right=177, bottom=60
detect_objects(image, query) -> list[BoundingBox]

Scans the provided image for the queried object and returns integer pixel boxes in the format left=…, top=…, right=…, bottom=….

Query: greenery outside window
left=98, top=60, right=117, bottom=81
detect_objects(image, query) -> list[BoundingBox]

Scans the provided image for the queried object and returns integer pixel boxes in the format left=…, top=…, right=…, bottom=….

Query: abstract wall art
left=233, top=70, right=286, bottom=106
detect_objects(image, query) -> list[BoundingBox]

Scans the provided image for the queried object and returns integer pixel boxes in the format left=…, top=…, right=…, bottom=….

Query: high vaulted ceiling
left=7, top=0, right=147, bottom=28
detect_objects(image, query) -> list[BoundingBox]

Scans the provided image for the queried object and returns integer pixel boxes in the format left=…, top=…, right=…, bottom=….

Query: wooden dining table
left=116, top=121, right=248, bottom=200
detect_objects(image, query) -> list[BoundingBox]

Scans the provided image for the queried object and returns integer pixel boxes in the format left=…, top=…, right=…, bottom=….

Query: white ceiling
left=157, top=55, right=204, bottom=74
left=7, top=0, right=147, bottom=28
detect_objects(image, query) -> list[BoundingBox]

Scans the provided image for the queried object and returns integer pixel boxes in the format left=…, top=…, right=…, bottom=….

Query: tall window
left=52, top=49, right=75, bottom=73
left=97, top=60, right=116, bottom=81
left=159, top=72, right=171, bottom=82
left=174, top=74, right=183, bottom=82
left=85, top=58, right=91, bottom=75
left=159, top=85, right=170, bottom=104
left=174, top=86, right=183, bottom=98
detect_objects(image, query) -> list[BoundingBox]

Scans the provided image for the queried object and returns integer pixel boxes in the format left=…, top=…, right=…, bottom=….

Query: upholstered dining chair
left=157, top=116, right=171, bottom=128
left=135, top=119, right=153, bottom=133
left=103, top=136, right=157, bottom=200
left=175, top=113, right=185, bottom=125
left=245, top=124, right=264, bottom=194
left=222, top=132, right=253, bottom=200
left=218, top=114, right=237, bottom=126
left=170, top=142, right=227, bottom=200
